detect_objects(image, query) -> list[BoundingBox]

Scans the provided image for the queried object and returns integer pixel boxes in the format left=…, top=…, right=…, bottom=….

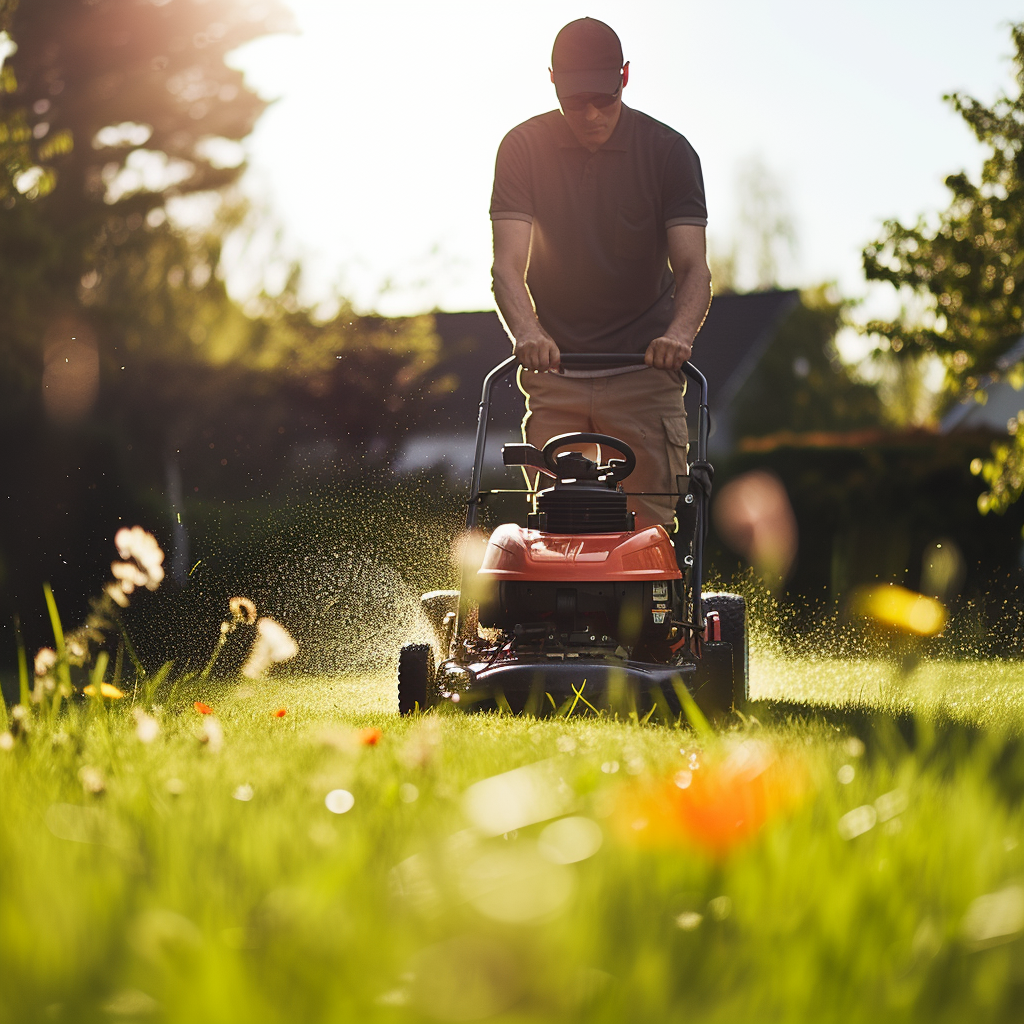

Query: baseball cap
left=550, top=18, right=623, bottom=99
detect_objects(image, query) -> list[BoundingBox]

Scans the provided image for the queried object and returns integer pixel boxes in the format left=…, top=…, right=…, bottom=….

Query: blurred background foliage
left=862, top=23, right=1024, bottom=509
left=2, top=3, right=1024, bottom=663
left=730, top=285, right=882, bottom=439
left=0, top=0, right=443, bottom=651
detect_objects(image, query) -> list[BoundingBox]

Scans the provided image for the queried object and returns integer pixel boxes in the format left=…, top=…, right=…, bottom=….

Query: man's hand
left=515, top=330, right=561, bottom=371
left=645, top=334, right=691, bottom=371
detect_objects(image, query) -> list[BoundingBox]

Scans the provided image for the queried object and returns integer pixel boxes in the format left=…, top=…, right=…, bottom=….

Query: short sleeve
left=662, top=136, right=707, bottom=229
left=490, top=128, right=534, bottom=224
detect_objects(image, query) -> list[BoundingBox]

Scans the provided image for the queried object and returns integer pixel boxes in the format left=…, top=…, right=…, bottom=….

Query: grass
left=4, top=653, right=1024, bottom=1023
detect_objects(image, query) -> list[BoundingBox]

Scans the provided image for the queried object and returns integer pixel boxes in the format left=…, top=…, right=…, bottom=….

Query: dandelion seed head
left=240, top=617, right=298, bottom=678
left=34, top=647, right=57, bottom=678
left=113, top=526, right=165, bottom=592
left=133, top=708, right=160, bottom=743
left=228, top=596, right=257, bottom=625
left=79, top=765, right=105, bottom=794
left=104, top=582, right=130, bottom=608
left=199, top=717, right=223, bottom=753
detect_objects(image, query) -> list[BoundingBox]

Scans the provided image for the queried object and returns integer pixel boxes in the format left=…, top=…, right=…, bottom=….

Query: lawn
left=3, top=649, right=1024, bottom=1024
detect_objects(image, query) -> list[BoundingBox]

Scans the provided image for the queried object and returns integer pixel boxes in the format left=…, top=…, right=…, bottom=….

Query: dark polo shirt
left=490, top=103, right=707, bottom=355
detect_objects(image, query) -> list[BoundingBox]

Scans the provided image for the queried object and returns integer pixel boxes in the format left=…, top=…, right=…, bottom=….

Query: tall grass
left=2, top=659, right=1024, bottom=1023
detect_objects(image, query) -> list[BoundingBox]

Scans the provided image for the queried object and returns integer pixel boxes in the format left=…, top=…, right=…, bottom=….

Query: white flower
left=34, top=647, right=57, bottom=678
left=104, top=582, right=130, bottom=608
left=113, top=526, right=165, bottom=591
left=199, top=717, right=223, bottom=753
left=79, top=765, right=105, bottom=794
left=241, top=617, right=298, bottom=679
left=110, top=559, right=147, bottom=594
left=133, top=708, right=160, bottom=744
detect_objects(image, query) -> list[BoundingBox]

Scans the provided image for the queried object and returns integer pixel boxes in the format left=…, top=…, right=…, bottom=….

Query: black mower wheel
left=702, top=592, right=749, bottom=707
left=398, top=643, right=435, bottom=715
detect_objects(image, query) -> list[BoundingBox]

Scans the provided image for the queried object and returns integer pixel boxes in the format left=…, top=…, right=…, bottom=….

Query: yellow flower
left=854, top=584, right=947, bottom=637
left=83, top=682, right=125, bottom=699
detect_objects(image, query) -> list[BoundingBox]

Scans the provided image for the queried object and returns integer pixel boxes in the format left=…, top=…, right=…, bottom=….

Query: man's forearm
left=664, top=264, right=712, bottom=346
left=492, top=266, right=550, bottom=345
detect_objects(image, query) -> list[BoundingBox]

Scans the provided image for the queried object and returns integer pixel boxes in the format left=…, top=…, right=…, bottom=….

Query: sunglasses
left=561, top=87, right=621, bottom=112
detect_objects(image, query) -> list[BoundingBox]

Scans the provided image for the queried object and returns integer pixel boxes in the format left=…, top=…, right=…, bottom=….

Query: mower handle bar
left=465, top=353, right=711, bottom=626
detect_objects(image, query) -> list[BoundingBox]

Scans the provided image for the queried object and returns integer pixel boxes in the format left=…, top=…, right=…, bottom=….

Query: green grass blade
left=42, top=583, right=73, bottom=700
left=672, top=675, right=714, bottom=740
left=42, top=583, right=65, bottom=659
left=14, top=615, right=29, bottom=711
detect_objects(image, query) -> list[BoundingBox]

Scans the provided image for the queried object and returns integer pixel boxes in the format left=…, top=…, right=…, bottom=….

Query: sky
left=225, top=0, right=1023, bottom=321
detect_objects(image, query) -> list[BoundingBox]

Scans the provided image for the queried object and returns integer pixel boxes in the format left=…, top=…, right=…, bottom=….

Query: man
left=490, top=17, right=711, bottom=531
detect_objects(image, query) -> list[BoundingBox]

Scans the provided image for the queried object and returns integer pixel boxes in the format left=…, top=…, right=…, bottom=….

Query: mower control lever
left=502, top=443, right=558, bottom=477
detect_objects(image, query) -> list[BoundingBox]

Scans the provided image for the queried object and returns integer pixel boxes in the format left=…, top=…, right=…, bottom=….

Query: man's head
left=550, top=18, right=628, bottom=151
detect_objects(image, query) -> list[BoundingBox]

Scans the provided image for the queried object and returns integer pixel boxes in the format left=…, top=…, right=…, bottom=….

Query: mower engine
left=477, top=442, right=681, bottom=659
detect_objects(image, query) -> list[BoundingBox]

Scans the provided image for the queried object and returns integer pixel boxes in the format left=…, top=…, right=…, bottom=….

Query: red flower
left=614, top=740, right=807, bottom=857
left=358, top=727, right=382, bottom=746
left=273, top=707, right=287, bottom=718
left=194, top=701, right=214, bottom=715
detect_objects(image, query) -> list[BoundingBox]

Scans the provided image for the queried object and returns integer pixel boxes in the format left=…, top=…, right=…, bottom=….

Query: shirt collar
left=556, top=102, right=633, bottom=151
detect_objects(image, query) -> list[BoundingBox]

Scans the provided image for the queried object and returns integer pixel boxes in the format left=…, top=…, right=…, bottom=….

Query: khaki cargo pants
left=519, top=366, right=689, bottom=530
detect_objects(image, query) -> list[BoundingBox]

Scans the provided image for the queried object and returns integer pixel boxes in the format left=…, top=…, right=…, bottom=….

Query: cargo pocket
left=663, top=414, right=690, bottom=492
left=615, top=210, right=655, bottom=260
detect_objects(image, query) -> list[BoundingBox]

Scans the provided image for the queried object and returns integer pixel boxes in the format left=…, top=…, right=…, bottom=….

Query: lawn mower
left=398, top=353, right=747, bottom=718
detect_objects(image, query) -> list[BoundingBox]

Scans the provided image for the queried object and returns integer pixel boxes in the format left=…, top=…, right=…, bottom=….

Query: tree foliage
left=0, top=0, right=291, bottom=389
left=862, top=21, right=1024, bottom=511
left=0, top=0, right=442, bottom=419
left=863, top=22, right=1024, bottom=388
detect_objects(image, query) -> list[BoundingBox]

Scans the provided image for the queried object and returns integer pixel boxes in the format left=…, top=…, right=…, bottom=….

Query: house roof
left=941, top=333, right=1024, bottom=434
left=423, top=289, right=802, bottom=434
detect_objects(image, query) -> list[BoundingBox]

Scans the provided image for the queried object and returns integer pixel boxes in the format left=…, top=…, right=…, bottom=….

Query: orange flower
left=358, top=727, right=382, bottom=746
left=613, top=740, right=807, bottom=857
left=194, top=701, right=214, bottom=715
left=273, top=707, right=287, bottom=718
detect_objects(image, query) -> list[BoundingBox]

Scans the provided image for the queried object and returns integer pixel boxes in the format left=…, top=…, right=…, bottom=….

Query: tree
left=0, top=0, right=292, bottom=397
left=710, top=155, right=797, bottom=295
left=862, top=23, right=1024, bottom=511
left=862, top=23, right=1024, bottom=399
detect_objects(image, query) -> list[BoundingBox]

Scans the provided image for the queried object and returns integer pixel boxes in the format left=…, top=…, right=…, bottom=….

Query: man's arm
left=645, top=224, right=712, bottom=371
left=491, top=218, right=561, bottom=371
